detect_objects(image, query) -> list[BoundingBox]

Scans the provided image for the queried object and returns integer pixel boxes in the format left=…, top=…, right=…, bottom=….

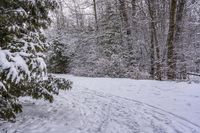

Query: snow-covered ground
left=1, top=75, right=200, bottom=133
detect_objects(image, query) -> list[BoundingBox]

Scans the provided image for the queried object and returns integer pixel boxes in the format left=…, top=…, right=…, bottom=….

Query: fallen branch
left=187, top=72, right=200, bottom=77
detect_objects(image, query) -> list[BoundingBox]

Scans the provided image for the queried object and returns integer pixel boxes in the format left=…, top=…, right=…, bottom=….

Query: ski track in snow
left=0, top=77, right=200, bottom=133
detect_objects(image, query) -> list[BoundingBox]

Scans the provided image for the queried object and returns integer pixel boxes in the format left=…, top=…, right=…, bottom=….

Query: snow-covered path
left=1, top=75, right=200, bottom=133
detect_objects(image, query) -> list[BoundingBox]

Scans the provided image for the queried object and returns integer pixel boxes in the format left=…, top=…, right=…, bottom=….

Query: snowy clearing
left=1, top=75, right=200, bottom=133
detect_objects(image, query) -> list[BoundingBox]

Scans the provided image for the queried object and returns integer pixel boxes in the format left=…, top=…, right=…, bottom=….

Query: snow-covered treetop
left=0, top=0, right=57, bottom=84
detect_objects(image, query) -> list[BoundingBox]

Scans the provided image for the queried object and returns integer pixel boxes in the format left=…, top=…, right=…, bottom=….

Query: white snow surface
left=0, top=75, right=200, bottom=133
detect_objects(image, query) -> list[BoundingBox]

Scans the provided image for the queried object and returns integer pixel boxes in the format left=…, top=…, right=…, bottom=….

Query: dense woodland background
left=47, top=0, right=200, bottom=80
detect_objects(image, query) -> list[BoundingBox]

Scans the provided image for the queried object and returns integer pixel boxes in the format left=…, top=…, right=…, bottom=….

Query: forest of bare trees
left=47, top=0, right=200, bottom=80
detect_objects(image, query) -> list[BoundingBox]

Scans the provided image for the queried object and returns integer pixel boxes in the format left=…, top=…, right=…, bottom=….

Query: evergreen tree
left=48, top=39, right=70, bottom=73
left=0, top=0, right=71, bottom=120
left=47, top=5, right=71, bottom=74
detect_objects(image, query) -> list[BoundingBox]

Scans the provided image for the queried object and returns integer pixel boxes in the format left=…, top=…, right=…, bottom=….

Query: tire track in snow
left=1, top=86, right=200, bottom=133
left=78, top=87, right=200, bottom=130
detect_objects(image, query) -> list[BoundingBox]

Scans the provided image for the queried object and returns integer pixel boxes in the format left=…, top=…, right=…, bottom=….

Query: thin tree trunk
left=166, top=0, right=178, bottom=80
left=147, top=0, right=155, bottom=79
left=150, top=27, right=155, bottom=79
left=93, top=0, right=98, bottom=31
left=119, top=0, right=134, bottom=67
left=119, top=0, right=131, bottom=35
left=131, top=0, right=136, bottom=28
left=72, top=0, right=79, bottom=28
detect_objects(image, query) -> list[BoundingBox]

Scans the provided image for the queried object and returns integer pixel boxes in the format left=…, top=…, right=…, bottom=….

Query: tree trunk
left=147, top=0, right=162, bottom=80
left=131, top=0, right=137, bottom=28
left=93, top=0, right=98, bottom=31
left=119, top=0, right=131, bottom=35
left=175, top=0, right=186, bottom=79
left=147, top=0, right=155, bottom=79
left=119, top=0, right=134, bottom=67
left=150, top=28, right=155, bottom=79
left=166, top=0, right=178, bottom=80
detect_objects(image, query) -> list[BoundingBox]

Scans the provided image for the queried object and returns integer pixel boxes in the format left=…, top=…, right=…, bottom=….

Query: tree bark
left=93, top=0, right=98, bottom=31
left=131, top=0, right=136, bottom=27
left=147, top=0, right=162, bottom=80
left=174, top=0, right=186, bottom=79
left=166, top=0, right=178, bottom=80
left=119, top=0, right=131, bottom=35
